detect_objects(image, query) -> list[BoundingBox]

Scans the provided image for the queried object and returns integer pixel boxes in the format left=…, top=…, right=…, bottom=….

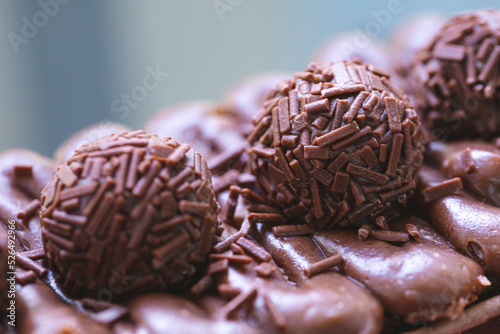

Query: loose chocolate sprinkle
left=248, top=212, right=284, bottom=225
left=218, top=284, right=242, bottom=299
left=209, top=253, right=253, bottom=264
left=40, top=132, right=221, bottom=301
left=263, top=293, right=287, bottom=330
left=16, top=253, right=47, bottom=278
left=207, top=258, right=229, bottom=275
left=236, top=237, right=272, bottom=262
left=421, top=177, right=463, bottom=202
left=13, top=165, right=33, bottom=178
left=19, top=248, right=45, bottom=260
left=358, top=224, right=372, bottom=240
left=221, top=287, right=258, bottom=319
left=230, top=243, right=244, bottom=255
left=406, top=224, right=421, bottom=242
left=304, top=254, right=344, bottom=277
left=17, top=199, right=41, bottom=221
left=272, top=224, right=315, bottom=237
left=375, top=216, right=389, bottom=231
left=255, top=262, right=276, bottom=278
left=370, top=230, right=410, bottom=243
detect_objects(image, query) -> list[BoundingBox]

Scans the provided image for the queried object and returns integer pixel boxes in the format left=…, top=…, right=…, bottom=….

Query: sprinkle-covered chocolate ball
left=40, top=131, right=220, bottom=301
left=411, top=10, right=500, bottom=139
left=246, top=61, right=425, bottom=228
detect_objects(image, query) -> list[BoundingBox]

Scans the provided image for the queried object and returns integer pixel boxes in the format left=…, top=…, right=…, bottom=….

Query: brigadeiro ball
left=246, top=61, right=425, bottom=229
left=411, top=10, right=500, bottom=139
left=40, top=131, right=220, bottom=301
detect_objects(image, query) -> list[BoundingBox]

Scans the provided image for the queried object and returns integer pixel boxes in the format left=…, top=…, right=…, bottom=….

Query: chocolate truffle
left=311, top=32, right=392, bottom=72
left=40, top=131, right=220, bottom=301
left=411, top=10, right=500, bottom=139
left=391, top=11, right=446, bottom=74
left=224, top=72, right=291, bottom=122
left=54, top=122, right=132, bottom=164
left=144, top=102, right=247, bottom=162
left=246, top=61, right=425, bottom=228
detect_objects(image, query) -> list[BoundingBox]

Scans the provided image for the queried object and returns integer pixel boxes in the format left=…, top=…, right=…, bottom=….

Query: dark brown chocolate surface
left=410, top=10, right=500, bottom=139
left=415, top=141, right=500, bottom=278
left=246, top=60, right=425, bottom=228
left=251, top=216, right=486, bottom=324
left=0, top=150, right=56, bottom=253
left=40, top=132, right=221, bottom=301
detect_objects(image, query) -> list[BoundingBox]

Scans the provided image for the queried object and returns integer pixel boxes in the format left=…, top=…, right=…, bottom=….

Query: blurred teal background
left=0, top=0, right=498, bottom=156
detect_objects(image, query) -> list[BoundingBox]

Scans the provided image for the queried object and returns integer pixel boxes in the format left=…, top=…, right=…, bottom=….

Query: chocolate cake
left=2, top=8, right=500, bottom=334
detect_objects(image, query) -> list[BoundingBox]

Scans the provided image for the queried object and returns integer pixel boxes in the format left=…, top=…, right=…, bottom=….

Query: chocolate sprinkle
left=221, top=287, right=258, bottom=319
left=304, top=254, right=344, bottom=277
left=421, top=177, right=463, bottom=202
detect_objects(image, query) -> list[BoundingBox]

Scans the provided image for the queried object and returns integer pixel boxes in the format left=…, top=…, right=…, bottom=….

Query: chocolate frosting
left=415, top=140, right=500, bottom=277
left=253, top=216, right=485, bottom=323
left=416, top=165, right=500, bottom=278
left=313, top=216, right=485, bottom=323
left=127, top=294, right=258, bottom=334
left=429, top=140, right=500, bottom=206
left=17, top=282, right=110, bottom=334
left=0, top=150, right=56, bottom=252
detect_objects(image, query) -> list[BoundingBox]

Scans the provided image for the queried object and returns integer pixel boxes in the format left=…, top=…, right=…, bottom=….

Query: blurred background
left=0, top=0, right=497, bottom=156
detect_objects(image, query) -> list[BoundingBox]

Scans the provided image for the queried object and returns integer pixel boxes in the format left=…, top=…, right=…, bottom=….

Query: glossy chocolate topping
left=0, top=150, right=56, bottom=252
left=252, top=215, right=485, bottom=324
left=416, top=141, right=500, bottom=277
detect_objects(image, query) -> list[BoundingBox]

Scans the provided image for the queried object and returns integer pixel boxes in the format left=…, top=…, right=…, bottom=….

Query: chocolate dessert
left=410, top=10, right=500, bottom=139
left=246, top=60, right=425, bottom=229
left=41, top=132, right=221, bottom=301
left=2, top=8, right=500, bottom=334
